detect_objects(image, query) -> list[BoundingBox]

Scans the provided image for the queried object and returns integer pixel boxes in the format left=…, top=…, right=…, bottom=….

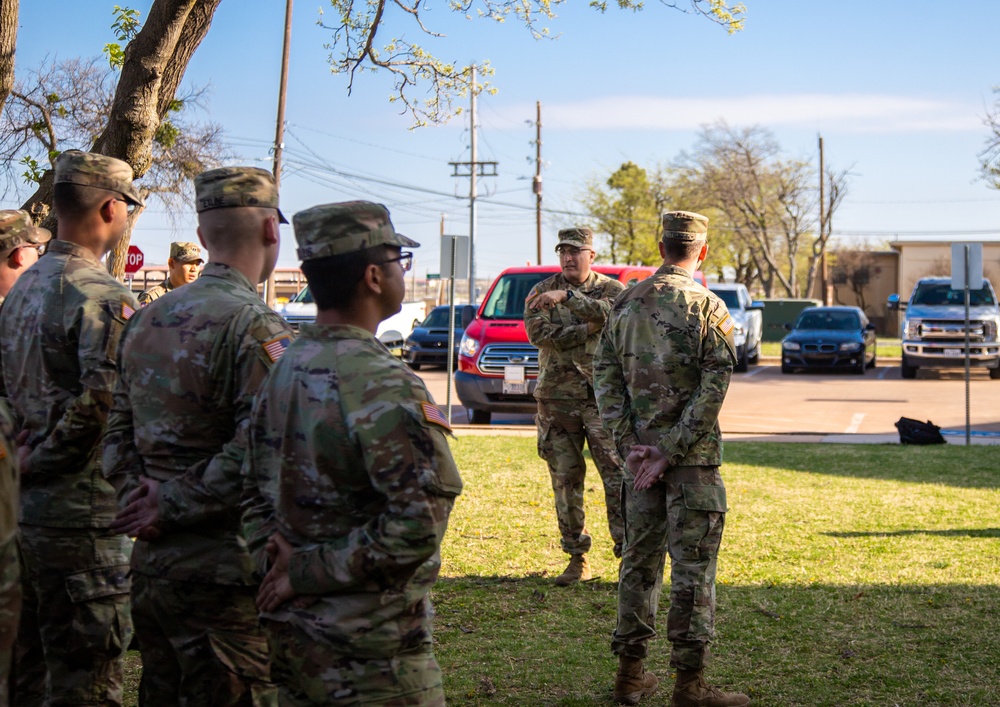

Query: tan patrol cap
left=169, top=241, right=203, bottom=264
left=0, top=210, right=51, bottom=253
left=661, top=211, right=709, bottom=242
left=54, top=150, right=145, bottom=207
left=555, top=227, right=595, bottom=251
left=294, top=201, right=419, bottom=261
left=194, top=166, right=288, bottom=224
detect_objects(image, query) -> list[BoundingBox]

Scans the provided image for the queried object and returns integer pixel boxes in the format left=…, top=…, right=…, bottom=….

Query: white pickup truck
left=888, top=277, right=1000, bottom=379
left=277, top=287, right=426, bottom=351
left=708, top=282, right=765, bottom=372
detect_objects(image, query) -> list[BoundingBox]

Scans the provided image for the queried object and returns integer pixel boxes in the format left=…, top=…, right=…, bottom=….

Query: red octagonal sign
left=125, top=245, right=144, bottom=274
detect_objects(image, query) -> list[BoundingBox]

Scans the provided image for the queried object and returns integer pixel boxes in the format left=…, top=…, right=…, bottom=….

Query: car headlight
left=904, top=318, right=922, bottom=339
left=985, top=319, right=999, bottom=342
left=839, top=342, right=861, bottom=352
left=732, top=322, right=747, bottom=346
left=783, top=341, right=800, bottom=351
left=459, top=334, right=479, bottom=358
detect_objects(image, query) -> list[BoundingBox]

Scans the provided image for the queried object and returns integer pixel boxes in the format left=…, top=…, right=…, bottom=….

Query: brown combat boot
left=613, top=656, right=658, bottom=705
left=672, top=668, right=749, bottom=707
left=554, top=554, right=591, bottom=586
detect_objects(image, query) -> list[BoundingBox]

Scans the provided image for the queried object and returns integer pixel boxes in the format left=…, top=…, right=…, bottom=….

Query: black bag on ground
left=894, top=417, right=946, bottom=445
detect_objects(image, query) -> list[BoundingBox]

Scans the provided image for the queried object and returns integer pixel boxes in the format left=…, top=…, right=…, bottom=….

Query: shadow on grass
left=433, top=574, right=1000, bottom=706
left=725, top=441, right=1000, bottom=490
left=824, top=527, right=1000, bottom=538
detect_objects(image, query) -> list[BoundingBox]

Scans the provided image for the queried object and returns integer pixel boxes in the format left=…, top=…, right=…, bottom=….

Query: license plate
left=943, top=348, right=963, bottom=357
left=503, top=366, right=528, bottom=395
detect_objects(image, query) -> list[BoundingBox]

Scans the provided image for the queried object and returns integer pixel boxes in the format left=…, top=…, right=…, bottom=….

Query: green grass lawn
left=761, top=338, right=901, bottom=358
left=123, top=439, right=1000, bottom=706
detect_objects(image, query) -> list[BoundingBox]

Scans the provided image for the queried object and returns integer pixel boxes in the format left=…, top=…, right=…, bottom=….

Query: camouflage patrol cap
left=661, top=211, right=709, bottom=242
left=0, top=210, right=51, bottom=254
left=53, top=150, right=145, bottom=207
left=294, top=201, right=419, bottom=261
left=555, top=227, right=595, bottom=251
left=169, top=241, right=203, bottom=264
left=194, top=166, right=288, bottom=224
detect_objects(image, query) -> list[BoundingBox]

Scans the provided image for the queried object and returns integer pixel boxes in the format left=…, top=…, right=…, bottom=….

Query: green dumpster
left=759, top=299, right=820, bottom=342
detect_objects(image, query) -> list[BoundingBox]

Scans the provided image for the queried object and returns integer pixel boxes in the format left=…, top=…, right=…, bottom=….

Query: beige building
left=811, top=241, right=1000, bottom=337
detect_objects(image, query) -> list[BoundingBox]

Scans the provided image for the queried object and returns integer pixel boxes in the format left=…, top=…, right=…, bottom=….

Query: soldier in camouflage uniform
left=0, top=210, right=51, bottom=304
left=0, top=150, right=142, bottom=706
left=594, top=212, right=749, bottom=707
left=0, top=400, right=19, bottom=706
left=104, top=167, right=291, bottom=706
left=242, top=201, right=463, bottom=706
left=524, top=227, right=625, bottom=586
left=137, top=240, right=204, bottom=306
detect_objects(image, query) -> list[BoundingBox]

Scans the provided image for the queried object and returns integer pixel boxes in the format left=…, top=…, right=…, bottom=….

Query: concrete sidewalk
left=450, top=425, right=1000, bottom=445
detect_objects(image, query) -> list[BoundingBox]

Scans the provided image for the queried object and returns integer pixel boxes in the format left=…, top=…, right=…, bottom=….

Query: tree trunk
left=0, top=0, right=17, bottom=112
left=19, top=0, right=221, bottom=280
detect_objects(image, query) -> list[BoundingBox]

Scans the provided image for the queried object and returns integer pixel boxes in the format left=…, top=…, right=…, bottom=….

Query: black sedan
left=402, top=305, right=467, bottom=370
left=781, top=306, right=876, bottom=374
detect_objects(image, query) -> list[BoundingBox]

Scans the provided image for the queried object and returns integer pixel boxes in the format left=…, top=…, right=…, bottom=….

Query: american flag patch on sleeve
left=718, top=313, right=734, bottom=336
left=262, top=335, right=291, bottom=363
left=421, top=401, right=451, bottom=431
left=121, top=300, right=136, bottom=320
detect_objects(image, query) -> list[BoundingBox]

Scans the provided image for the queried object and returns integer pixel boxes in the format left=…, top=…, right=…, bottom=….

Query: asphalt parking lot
left=416, top=362, right=1000, bottom=441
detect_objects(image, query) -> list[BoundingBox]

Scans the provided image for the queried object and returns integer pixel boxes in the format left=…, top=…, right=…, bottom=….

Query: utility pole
left=265, top=0, right=293, bottom=308
left=448, top=65, right=497, bottom=304
left=534, top=101, right=543, bottom=265
left=818, top=135, right=828, bottom=305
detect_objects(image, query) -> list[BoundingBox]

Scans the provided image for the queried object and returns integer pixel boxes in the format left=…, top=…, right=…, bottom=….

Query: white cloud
left=485, top=94, right=982, bottom=133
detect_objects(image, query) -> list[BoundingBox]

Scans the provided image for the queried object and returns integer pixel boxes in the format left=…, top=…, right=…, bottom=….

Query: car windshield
left=481, top=273, right=550, bottom=320
left=710, top=289, right=740, bottom=309
left=910, top=283, right=996, bottom=307
left=422, top=308, right=461, bottom=328
left=291, top=286, right=313, bottom=304
left=795, top=310, right=860, bottom=331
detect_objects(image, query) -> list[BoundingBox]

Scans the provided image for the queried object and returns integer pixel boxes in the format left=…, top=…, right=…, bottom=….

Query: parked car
left=276, top=286, right=426, bottom=351
left=456, top=264, right=704, bottom=424
left=402, top=304, right=471, bottom=370
left=781, top=306, right=876, bottom=374
left=888, top=277, right=1000, bottom=379
left=708, top=283, right=764, bottom=372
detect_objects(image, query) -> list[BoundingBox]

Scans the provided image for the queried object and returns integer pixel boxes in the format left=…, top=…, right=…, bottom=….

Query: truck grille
left=919, top=320, right=988, bottom=342
left=478, top=344, right=539, bottom=375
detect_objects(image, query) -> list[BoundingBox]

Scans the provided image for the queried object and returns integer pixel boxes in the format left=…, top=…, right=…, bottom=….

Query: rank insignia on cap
left=718, top=313, right=734, bottom=336
left=420, top=401, right=451, bottom=432
left=121, top=300, right=136, bottom=320
left=262, top=335, right=291, bottom=363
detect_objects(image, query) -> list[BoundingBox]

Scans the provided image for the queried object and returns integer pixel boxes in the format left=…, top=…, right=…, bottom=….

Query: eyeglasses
left=9, top=243, right=46, bottom=260
left=114, top=197, right=138, bottom=215
left=556, top=246, right=590, bottom=257
left=380, top=251, right=413, bottom=273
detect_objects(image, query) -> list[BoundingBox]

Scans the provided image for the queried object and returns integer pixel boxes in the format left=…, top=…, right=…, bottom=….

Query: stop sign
left=124, top=245, right=144, bottom=275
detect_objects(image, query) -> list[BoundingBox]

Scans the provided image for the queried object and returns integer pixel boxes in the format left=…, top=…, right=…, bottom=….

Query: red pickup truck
left=456, top=264, right=706, bottom=424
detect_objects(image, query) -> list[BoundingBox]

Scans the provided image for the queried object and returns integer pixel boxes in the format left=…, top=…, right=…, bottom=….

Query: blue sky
left=8, top=1, right=1000, bottom=279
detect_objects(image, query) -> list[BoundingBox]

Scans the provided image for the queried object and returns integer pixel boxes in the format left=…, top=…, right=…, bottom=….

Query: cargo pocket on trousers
left=536, top=417, right=551, bottom=459
left=678, top=484, right=727, bottom=561
left=207, top=630, right=272, bottom=681
left=64, top=565, right=132, bottom=659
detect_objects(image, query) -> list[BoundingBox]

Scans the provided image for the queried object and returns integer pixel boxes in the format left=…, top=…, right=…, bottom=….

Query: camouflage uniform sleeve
left=241, top=389, right=278, bottom=578
left=655, top=299, right=736, bottom=466
left=593, top=317, right=641, bottom=459
left=22, top=290, right=132, bottom=477
left=287, top=378, right=462, bottom=595
left=563, top=278, right=623, bottom=324
left=103, top=313, right=146, bottom=500
left=524, top=283, right=594, bottom=351
left=156, top=311, right=294, bottom=528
